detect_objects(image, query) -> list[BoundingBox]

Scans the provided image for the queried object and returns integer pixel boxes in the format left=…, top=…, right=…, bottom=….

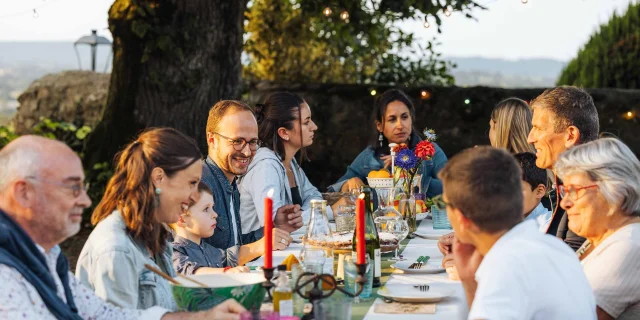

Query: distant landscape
left=0, top=42, right=567, bottom=124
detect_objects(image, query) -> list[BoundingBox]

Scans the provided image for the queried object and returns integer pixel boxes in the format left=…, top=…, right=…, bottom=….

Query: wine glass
left=385, top=219, right=409, bottom=261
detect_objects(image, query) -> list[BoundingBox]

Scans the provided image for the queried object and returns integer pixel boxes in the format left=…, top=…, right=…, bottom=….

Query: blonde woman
left=488, top=97, right=535, bottom=153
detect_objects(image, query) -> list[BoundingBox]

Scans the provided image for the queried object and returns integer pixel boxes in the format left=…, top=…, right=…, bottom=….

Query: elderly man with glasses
left=201, top=100, right=304, bottom=251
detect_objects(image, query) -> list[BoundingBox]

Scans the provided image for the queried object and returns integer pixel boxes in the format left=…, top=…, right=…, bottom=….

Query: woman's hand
left=340, top=177, right=364, bottom=192
left=380, top=155, right=393, bottom=169
left=202, top=299, right=246, bottom=320
left=225, top=266, right=250, bottom=273
left=272, top=228, right=293, bottom=250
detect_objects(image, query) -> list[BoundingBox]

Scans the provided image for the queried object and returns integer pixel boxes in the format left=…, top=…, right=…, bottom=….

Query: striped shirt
left=581, top=222, right=640, bottom=320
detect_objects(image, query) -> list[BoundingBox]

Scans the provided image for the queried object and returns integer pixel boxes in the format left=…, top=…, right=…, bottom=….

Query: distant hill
left=0, top=42, right=567, bottom=114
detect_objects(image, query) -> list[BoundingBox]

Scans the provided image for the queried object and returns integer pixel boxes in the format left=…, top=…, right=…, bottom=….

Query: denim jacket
left=201, top=156, right=263, bottom=250
left=328, top=140, right=448, bottom=198
left=75, top=211, right=177, bottom=311
left=237, top=147, right=332, bottom=234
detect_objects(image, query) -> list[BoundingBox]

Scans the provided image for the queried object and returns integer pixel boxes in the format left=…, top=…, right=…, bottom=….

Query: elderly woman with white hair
left=555, top=137, right=640, bottom=320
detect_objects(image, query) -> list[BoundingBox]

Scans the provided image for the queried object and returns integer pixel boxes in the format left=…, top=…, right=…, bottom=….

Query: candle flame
left=267, top=188, right=274, bottom=198
left=358, top=193, right=365, bottom=199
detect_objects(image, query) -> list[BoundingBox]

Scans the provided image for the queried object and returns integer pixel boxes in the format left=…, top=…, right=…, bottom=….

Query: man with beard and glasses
left=202, top=100, right=304, bottom=251
left=0, top=136, right=246, bottom=319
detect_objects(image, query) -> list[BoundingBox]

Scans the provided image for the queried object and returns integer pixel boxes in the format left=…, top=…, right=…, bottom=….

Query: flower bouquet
left=391, top=128, right=437, bottom=196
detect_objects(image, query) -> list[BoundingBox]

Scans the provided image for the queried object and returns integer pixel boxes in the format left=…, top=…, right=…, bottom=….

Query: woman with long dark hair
left=238, top=92, right=328, bottom=234
left=328, top=88, right=448, bottom=198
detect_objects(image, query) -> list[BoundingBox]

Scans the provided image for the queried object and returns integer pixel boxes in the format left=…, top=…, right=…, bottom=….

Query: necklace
left=576, top=240, right=592, bottom=259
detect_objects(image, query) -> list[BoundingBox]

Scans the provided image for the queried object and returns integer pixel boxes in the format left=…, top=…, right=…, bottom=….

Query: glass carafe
left=300, top=200, right=334, bottom=277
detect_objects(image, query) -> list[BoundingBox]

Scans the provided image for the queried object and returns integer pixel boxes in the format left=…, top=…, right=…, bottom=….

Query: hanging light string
left=0, top=0, right=66, bottom=20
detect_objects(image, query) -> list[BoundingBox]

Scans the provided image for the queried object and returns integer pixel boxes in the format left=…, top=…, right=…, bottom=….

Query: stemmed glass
left=385, top=219, right=409, bottom=261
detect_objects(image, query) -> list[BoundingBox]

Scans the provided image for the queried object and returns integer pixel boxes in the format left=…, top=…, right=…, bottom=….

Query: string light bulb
left=340, top=10, right=349, bottom=21
left=323, top=7, right=332, bottom=16
left=420, top=90, right=431, bottom=100
left=32, top=9, right=39, bottom=18
left=624, top=111, right=635, bottom=120
left=444, top=8, right=452, bottom=17
left=424, top=16, right=430, bottom=28
left=521, top=0, right=528, bottom=3
left=464, top=98, right=471, bottom=105
left=370, top=89, right=377, bottom=96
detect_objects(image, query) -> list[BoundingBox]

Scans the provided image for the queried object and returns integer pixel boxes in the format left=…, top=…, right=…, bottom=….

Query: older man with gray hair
left=0, top=136, right=245, bottom=319
left=555, top=137, right=640, bottom=320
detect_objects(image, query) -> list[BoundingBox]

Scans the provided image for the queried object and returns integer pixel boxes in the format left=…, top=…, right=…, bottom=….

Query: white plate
left=378, top=283, right=455, bottom=303
left=416, top=212, right=430, bottom=221
left=391, top=260, right=445, bottom=274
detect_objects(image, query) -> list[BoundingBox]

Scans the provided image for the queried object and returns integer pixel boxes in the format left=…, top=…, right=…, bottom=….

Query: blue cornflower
left=396, top=149, right=418, bottom=170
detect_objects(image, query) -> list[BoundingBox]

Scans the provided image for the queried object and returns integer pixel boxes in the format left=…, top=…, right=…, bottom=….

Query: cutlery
left=409, top=256, right=425, bottom=269
left=413, top=284, right=430, bottom=292
left=417, top=256, right=430, bottom=269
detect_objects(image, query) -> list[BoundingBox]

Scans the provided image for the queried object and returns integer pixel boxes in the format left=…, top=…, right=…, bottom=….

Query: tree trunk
left=84, top=0, right=246, bottom=173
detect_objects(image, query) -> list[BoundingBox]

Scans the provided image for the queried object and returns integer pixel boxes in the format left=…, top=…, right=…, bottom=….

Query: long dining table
left=246, top=218, right=469, bottom=319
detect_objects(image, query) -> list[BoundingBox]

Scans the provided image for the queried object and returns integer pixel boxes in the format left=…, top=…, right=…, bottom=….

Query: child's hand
left=225, top=266, right=250, bottom=273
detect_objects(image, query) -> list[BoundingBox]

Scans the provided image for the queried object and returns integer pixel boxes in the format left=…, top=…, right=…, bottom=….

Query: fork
left=413, top=284, right=430, bottom=292
left=408, top=256, right=424, bottom=269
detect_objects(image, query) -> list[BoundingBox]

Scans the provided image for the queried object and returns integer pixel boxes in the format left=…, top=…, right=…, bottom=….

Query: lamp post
left=74, top=29, right=111, bottom=72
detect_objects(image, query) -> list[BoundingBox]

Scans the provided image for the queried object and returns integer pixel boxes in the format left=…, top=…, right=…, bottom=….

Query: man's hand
left=340, top=177, right=365, bottom=192
left=452, top=238, right=483, bottom=283
left=203, top=299, right=246, bottom=320
left=273, top=204, right=303, bottom=232
left=437, top=232, right=455, bottom=255
left=272, top=228, right=293, bottom=250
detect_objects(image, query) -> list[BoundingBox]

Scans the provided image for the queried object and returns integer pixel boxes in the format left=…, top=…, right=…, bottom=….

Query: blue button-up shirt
left=201, top=156, right=263, bottom=250
left=171, top=236, right=239, bottom=275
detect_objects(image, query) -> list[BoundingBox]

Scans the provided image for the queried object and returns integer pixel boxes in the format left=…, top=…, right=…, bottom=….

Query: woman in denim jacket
left=76, top=128, right=204, bottom=311
left=328, top=89, right=447, bottom=198
left=238, top=92, right=329, bottom=234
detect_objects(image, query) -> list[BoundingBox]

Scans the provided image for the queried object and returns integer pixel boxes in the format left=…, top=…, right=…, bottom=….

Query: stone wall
left=12, top=71, right=109, bottom=134
left=12, top=73, right=640, bottom=191
left=246, top=82, right=640, bottom=191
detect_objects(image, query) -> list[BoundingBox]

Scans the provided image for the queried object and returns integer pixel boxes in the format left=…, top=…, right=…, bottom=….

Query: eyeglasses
left=432, top=195, right=453, bottom=211
left=558, top=184, right=598, bottom=201
left=211, top=132, right=261, bottom=151
left=26, top=176, right=89, bottom=198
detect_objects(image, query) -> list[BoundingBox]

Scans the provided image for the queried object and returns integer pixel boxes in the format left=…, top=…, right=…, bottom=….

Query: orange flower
left=392, top=143, right=409, bottom=153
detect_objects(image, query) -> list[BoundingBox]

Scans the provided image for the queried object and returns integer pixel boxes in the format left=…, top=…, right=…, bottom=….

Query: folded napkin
left=373, top=301, right=436, bottom=314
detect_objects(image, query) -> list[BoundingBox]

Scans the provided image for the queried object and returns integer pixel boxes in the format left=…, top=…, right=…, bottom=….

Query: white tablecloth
left=247, top=220, right=468, bottom=319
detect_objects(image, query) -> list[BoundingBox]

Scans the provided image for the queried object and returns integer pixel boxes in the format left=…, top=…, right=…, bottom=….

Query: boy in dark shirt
left=171, top=182, right=248, bottom=275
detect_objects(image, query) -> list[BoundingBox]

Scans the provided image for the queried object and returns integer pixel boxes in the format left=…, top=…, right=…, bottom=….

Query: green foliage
left=244, top=0, right=483, bottom=86
left=0, top=118, right=112, bottom=219
left=557, top=2, right=640, bottom=88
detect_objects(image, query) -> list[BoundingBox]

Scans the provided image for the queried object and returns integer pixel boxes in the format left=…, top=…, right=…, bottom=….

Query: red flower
left=392, top=143, right=409, bottom=153
left=415, top=141, right=435, bottom=159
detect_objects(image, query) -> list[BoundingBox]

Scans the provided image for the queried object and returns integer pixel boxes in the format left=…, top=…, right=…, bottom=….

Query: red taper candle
left=264, top=188, right=274, bottom=269
left=355, top=193, right=366, bottom=265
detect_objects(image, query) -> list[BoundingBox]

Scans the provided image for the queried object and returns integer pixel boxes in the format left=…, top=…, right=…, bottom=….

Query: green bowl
left=171, top=273, right=266, bottom=311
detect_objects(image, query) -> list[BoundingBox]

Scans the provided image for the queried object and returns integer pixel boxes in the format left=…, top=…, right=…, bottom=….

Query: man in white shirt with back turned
left=438, top=146, right=596, bottom=319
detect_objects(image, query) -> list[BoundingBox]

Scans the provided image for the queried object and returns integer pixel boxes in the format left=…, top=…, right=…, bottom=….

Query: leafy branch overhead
left=244, top=0, right=484, bottom=86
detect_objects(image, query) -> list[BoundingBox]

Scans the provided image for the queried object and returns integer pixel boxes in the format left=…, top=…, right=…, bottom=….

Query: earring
left=154, top=187, right=161, bottom=208
left=378, top=132, right=383, bottom=147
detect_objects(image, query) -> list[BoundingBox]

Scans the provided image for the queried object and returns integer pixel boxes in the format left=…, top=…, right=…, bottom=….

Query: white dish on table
left=416, top=211, right=430, bottom=221
left=391, top=260, right=445, bottom=274
left=378, top=283, right=455, bottom=303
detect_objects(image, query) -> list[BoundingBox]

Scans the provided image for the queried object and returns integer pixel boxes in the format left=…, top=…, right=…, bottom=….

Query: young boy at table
left=514, top=152, right=553, bottom=233
left=441, top=147, right=595, bottom=319
left=170, top=181, right=249, bottom=274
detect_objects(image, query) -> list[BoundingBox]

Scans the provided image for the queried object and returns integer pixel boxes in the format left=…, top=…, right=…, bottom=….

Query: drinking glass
left=432, top=205, right=453, bottom=230
left=313, top=297, right=352, bottom=320
left=385, top=219, right=409, bottom=260
left=343, top=254, right=372, bottom=300
left=335, top=205, right=355, bottom=233
left=399, top=198, right=417, bottom=234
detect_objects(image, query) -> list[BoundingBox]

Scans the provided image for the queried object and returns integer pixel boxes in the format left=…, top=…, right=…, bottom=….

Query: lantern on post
left=74, top=29, right=111, bottom=72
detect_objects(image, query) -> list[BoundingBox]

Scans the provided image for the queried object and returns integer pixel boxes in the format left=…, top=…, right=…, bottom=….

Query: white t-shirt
left=581, top=222, right=640, bottom=320
left=469, top=220, right=596, bottom=320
